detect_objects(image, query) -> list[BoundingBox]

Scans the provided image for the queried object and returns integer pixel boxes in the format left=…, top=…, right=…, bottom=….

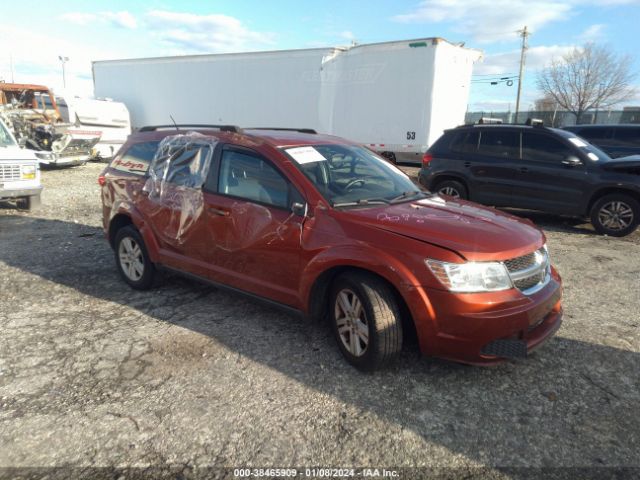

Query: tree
left=533, top=94, right=560, bottom=112
left=537, top=43, right=636, bottom=123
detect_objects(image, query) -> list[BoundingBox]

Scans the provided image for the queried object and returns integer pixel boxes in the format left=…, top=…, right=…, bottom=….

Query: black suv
left=419, top=124, right=640, bottom=236
left=562, top=124, right=640, bottom=159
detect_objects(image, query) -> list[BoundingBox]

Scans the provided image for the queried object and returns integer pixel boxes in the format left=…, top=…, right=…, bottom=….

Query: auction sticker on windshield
left=285, top=146, right=326, bottom=164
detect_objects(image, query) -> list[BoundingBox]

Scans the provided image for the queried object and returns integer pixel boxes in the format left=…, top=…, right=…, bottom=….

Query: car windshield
left=552, top=128, right=610, bottom=162
left=0, top=121, right=17, bottom=147
left=282, top=144, right=424, bottom=207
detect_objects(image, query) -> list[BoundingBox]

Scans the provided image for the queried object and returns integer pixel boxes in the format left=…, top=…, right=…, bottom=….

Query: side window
left=110, top=141, right=160, bottom=175
left=450, top=131, right=480, bottom=154
left=612, top=128, right=640, bottom=147
left=478, top=130, right=520, bottom=158
left=577, top=128, right=613, bottom=143
left=218, top=150, right=291, bottom=209
left=522, top=133, right=574, bottom=163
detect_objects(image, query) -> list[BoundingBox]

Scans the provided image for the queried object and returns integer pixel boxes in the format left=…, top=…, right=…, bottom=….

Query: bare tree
left=537, top=43, right=636, bottom=123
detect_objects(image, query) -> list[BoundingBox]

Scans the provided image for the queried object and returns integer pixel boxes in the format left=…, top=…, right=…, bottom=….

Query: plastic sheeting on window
left=143, top=132, right=217, bottom=245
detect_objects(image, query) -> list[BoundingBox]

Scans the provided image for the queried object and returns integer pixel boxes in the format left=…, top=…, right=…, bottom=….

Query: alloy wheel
left=334, top=288, right=370, bottom=357
left=118, top=237, right=145, bottom=281
left=598, top=201, right=634, bottom=231
left=439, top=186, right=460, bottom=198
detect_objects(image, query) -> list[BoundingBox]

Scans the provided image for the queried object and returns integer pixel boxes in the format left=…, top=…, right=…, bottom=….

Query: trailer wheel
left=380, top=151, right=397, bottom=164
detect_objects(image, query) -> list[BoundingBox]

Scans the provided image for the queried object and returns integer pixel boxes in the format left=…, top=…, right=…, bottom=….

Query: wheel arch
left=305, top=264, right=419, bottom=347
left=108, top=213, right=134, bottom=247
left=586, top=187, right=640, bottom=215
left=430, top=174, right=469, bottom=192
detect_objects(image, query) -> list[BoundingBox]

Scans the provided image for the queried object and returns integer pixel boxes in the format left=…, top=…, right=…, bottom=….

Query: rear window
left=450, top=131, right=480, bottom=154
left=574, top=127, right=613, bottom=142
left=477, top=130, right=520, bottom=158
left=110, top=141, right=160, bottom=175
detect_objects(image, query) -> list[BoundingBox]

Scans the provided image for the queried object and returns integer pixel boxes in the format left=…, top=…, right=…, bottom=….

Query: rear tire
left=380, top=151, right=397, bottom=164
left=590, top=193, right=640, bottom=237
left=434, top=179, right=467, bottom=200
left=330, top=272, right=403, bottom=371
left=114, top=225, right=157, bottom=289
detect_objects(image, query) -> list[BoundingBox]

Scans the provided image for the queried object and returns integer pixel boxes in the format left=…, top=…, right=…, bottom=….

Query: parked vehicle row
left=100, top=126, right=563, bottom=371
left=419, top=123, right=640, bottom=237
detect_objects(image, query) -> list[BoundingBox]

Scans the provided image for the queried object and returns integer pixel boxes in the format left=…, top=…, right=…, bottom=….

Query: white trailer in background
left=93, top=38, right=481, bottom=163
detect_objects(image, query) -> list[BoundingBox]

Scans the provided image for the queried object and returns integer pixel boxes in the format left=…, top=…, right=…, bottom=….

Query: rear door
left=199, top=145, right=306, bottom=308
left=512, top=131, right=588, bottom=215
left=466, top=128, right=520, bottom=205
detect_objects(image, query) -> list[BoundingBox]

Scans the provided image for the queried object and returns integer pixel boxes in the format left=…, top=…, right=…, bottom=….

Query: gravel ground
left=0, top=162, right=639, bottom=479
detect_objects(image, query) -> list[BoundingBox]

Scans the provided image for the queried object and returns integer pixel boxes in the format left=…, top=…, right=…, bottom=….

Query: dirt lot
left=1, top=163, right=639, bottom=479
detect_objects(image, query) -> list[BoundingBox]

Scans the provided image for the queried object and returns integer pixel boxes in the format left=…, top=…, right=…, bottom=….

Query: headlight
left=35, top=151, right=54, bottom=161
left=21, top=165, right=37, bottom=179
left=426, top=259, right=512, bottom=293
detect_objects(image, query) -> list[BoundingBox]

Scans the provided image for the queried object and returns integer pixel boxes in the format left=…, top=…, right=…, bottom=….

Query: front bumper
left=408, top=268, right=563, bottom=365
left=0, top=185, right=43, bottom=200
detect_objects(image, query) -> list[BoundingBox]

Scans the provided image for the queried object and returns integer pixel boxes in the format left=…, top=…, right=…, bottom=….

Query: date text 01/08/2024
left=233, top=468, right=400, bottom=478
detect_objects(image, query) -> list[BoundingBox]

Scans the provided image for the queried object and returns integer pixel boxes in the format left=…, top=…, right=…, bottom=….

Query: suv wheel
left=114, top=226, right=156, bottom=289
left=434, top=180, right=467, bottom=200
left=330, top=272, right=403, bottom=371
left=590, top=194, right=640, bottom=237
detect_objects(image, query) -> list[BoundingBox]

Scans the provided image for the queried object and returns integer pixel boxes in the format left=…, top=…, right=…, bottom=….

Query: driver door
left=200, top=146, right=306, bottom=308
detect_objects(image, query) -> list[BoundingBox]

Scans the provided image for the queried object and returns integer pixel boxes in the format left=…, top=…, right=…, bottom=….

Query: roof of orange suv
left=128, top=126, right=350, bottom=149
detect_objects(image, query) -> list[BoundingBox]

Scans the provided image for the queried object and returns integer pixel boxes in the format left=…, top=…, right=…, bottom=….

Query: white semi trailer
left=93, top=38, right=481, bottom=163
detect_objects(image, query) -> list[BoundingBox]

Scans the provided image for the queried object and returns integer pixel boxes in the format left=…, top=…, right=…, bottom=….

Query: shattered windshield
left=0, top=121, right=17, bottom=147
left=282, top=144, right=424, bottom=208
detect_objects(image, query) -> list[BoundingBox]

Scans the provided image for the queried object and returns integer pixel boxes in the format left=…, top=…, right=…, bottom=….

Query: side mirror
left=562, top=155, right=582, bottom=167
left=291, top=202, right=308, bottom=217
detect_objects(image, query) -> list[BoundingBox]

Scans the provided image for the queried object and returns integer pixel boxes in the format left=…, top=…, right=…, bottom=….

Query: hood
left=0, top=145, right=39, bottom=162
left=340, top=195, right=544, bottom=261
left=601, top=155, right=640, bottom=173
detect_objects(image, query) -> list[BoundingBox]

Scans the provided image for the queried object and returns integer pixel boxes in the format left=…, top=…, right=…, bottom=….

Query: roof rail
left=525, top=118, right=545, bottom=127
left=247, top=127, right=317, bottom=134
left=138, top=124, right=241, bottom=133
left=477, top=117, right=503, bottom=124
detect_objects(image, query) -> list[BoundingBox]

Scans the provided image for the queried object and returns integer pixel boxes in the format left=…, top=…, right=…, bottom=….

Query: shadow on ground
left=1, top=215, right=638, bottom=474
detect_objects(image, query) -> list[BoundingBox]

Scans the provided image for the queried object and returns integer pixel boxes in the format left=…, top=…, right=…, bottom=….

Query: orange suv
left=100, top=125, right=563, bottom=370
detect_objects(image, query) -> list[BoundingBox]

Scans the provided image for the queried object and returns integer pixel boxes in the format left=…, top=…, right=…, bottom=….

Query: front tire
left=114, top=226, right=156, bottom=289
left=590, top=194, right=640, bottom=237
left=16, top=195, right=40, bottom=211
left=434, top=179, right=467, bottom=200
left=330, top=272, right=403, bottom=371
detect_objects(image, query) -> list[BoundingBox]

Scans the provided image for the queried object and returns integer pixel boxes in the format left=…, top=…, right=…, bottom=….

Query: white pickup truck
left=0, top=118, right=42, bottom=210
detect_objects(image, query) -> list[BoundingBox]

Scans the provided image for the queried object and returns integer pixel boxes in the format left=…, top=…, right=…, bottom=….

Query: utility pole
left=58, top=56, right=69, bottom=88
left=515, top=26, right=529, bottom=123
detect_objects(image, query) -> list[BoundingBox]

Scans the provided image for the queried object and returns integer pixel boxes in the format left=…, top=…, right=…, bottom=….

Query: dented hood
left=340, top=196, right=544, bottom=261
left=601, top=155, right=640, bottom=172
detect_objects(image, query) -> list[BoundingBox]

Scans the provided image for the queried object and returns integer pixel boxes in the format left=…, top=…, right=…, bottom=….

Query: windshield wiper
left=389, top=190, right=426, bottom=203
left=333, top=198, right=390, bottom=208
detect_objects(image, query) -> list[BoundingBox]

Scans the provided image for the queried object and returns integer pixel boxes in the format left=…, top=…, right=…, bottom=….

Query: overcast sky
left=1, top=0, right=639, bottom=111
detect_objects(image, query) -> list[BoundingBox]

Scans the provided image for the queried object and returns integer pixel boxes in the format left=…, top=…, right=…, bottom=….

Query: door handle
left=464, top=161, right=472, bottom=168
left=207, top=206, right=230, bottom=216
left=519, top=167, right=529, bottom=173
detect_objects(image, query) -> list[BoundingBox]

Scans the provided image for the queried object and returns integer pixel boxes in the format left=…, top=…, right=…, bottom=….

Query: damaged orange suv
left=100, top=125, right=563, bottom=370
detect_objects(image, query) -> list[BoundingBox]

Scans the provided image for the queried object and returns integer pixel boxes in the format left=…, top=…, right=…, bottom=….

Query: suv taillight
left=422, top=153, right=433, bottom=167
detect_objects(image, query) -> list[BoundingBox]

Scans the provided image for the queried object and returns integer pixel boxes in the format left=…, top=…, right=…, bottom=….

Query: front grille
left=504, top=248, right=549, bottom=294
left=504, top=252, right=536, bottom=272
left=0, top=164, right=21, bottom=181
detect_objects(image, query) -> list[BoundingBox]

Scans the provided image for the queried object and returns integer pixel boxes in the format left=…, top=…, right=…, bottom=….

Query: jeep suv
left=419, top=124, right=640, bottom=237
left=0, top=118, right=42, bottom=210
left=100, top=125, right=563, bottom=370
